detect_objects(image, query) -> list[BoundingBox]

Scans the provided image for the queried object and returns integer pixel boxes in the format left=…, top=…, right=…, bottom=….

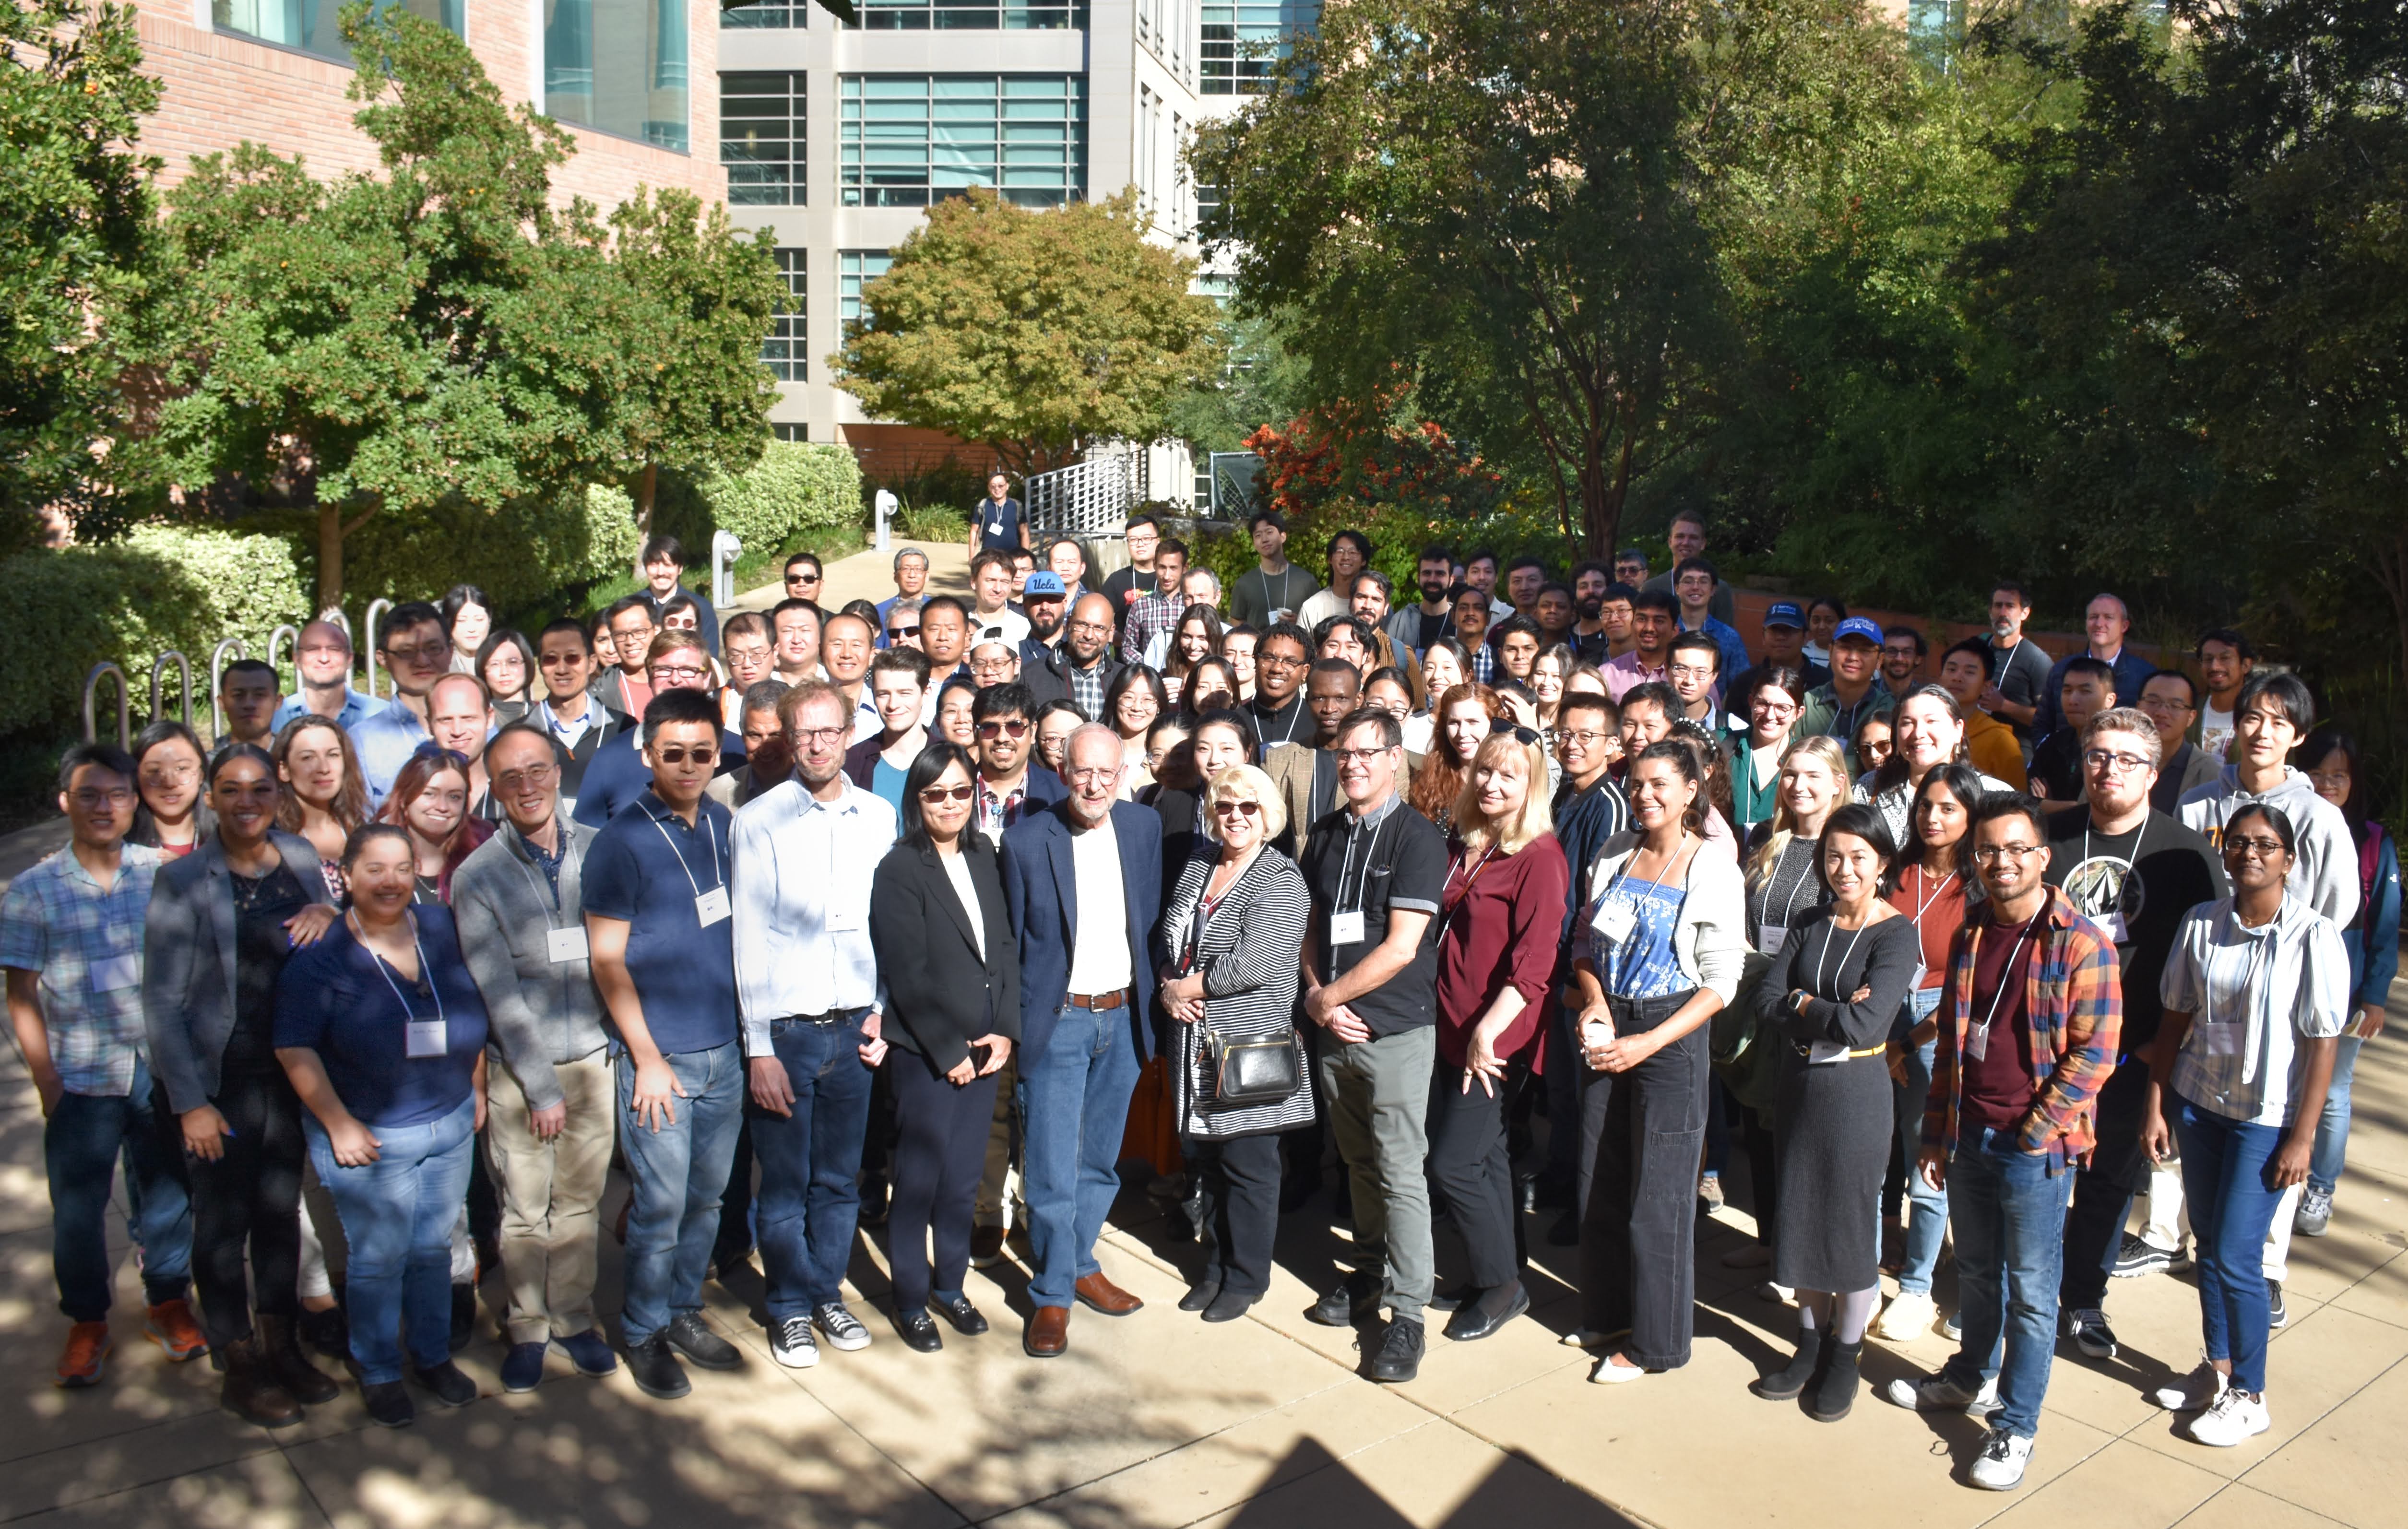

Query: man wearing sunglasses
left=574, top=631, right=747, bottom=829
left=528, top=618, right=625, bottom=815
left=639, top=534, right=721, bottom=653
left=881, top=598, right=925, bottom=654
left=874, top=550, right=929, bottom=648
left=971, top=683, right=1067, bottom=837
left=781, top=553, right=827, bottom=622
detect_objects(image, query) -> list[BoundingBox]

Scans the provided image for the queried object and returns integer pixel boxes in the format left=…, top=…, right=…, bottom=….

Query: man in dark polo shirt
left=581, top=687, right=747, bottom=1400
left=1300, top=707, right=1448, bottom=1384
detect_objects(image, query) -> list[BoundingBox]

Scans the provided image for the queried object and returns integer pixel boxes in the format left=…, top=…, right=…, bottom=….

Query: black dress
left=1757, top=910, right=1921, bottom=1292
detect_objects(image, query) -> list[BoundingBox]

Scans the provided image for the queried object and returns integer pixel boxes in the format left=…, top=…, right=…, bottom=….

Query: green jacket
left=1797, top=681, right=1896, bottom=773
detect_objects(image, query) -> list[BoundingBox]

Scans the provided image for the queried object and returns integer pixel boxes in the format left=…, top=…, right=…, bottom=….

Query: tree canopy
left=830, top=186, right=1226, bottom=476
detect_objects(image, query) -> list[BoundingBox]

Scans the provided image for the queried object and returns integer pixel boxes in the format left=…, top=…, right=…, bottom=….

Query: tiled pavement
left=0, top=985, right=2399, bottom=1528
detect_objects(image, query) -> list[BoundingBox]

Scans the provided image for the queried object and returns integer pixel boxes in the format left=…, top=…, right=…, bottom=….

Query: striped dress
left=1159, top=845, right=1317, bottom=1139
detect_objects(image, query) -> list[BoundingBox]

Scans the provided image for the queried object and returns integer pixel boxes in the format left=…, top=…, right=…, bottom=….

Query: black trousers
left=2063, top=1058, right=2153, bottom=1311
left=888, top=1055, right=997, bottom=1311
left=1198, top=1132, right=1283, bottom=1297
left=859, top=1062, right=900, bottom=1185
left=179, top=1069, right=306, bottom=1349
left=1428, top=1060, right=1525, bottom=1290
left=1577, top=993, right=1708, bottom=1370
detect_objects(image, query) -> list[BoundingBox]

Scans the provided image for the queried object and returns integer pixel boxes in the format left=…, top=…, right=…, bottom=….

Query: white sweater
left=1571, top=831, right=1750, bottom=1003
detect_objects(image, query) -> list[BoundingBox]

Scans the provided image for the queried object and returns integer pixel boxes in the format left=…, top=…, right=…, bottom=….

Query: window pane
left=1200, top=1, right=1317, bottom=95
left=722, top=0, right=806, bottom=25
left=855, top=0, right=1087, bottom=29
left=215, top=0, right=461, bottom=67
left=842, top=73, right=1085, bottom=207
left=721, top=71, right=805, bottom=205
left=762, top=248, right=807, bottom=380
left=546, top=0, right=690, bottom=152
left=840, top=250, right=894, bottom=330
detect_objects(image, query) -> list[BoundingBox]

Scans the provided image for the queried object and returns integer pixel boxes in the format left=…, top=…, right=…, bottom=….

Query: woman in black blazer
left=868, top=742, right=1020, bottom=1353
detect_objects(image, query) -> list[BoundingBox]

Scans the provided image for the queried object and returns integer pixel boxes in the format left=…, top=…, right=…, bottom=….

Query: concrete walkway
left=0, top=955, right=2401, bottom=1526
left=730, top=538, right=973, bottom=617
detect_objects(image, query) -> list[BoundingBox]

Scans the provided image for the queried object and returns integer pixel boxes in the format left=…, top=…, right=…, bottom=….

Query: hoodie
left=2176, top=764, right=2361, bottom=927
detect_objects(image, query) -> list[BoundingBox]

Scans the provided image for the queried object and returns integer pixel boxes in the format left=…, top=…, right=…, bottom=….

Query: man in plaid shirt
left=1, top=744, right=207, bottom=1387
left=1885, top=792, right=2121, bottom=1492
left=1118, top=537, right=1191, bottom=665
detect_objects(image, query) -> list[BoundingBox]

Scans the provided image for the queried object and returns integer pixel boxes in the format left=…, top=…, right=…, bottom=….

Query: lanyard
left=648, top=806, right=723, bottom=901
left=1906, top=865, right=1957, bottom=933
left=1266, top=698, right=1305, bottom=746
left=1768, top=842, right=1814, bottom=930
left=1334, top=809, right=1392, bottom=916
left=1813, top=917, right=1869, bottom=998
left=1974, top=917, right=2038, bottom=1036
left=355, top=916, right=442, bottom=1028
left=1609, top=836, right=1692, bottom=903
left=510, top=828, right=579, bottom=921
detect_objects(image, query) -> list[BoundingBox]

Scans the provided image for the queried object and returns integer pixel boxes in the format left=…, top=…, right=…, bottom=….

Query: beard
left=1577, top=595, right=1604, bottom=621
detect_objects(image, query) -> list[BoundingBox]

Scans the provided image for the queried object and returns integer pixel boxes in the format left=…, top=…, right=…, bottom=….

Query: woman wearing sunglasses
left=2142, top=801, right=2349, bottom=1446
left=868, top=744, right=1019, bottom=1351
left=1154, top=763, right=1312, bottom=1322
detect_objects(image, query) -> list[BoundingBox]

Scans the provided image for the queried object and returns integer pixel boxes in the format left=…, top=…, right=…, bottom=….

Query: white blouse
left=2159, top=896, right=2350, bottom=1128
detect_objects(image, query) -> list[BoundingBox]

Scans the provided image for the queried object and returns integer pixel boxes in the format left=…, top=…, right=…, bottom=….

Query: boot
left=1806, top=1339, right=1862, bottom=1422
left=219, top=1334, right=303, bottom=1428
left=257, top=1314, right=341, bottom=1405
left=1750, top=1326, right=1827, bottom=1401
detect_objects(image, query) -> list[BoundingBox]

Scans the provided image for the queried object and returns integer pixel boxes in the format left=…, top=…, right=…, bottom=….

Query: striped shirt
left=2160, top=897, right=2351, bottom=1128
left=0, top=845, right=164, bottom=1094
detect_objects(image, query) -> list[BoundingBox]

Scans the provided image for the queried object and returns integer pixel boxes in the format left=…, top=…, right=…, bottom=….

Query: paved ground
left=732, top=539, right=974, bottom=617
left=1, top=961, right=2400, bottom=1529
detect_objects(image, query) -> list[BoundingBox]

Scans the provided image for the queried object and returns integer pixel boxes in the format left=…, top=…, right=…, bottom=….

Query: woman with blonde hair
left=1430, top=729, right=1569, bottom=1342
left=1154, top=762, right=1313, bottom=1322
left=1409, top=682, right=1511, bottom=831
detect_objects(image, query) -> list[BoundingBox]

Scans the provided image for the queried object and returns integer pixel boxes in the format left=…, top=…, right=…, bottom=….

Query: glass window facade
left=214, top=0, right=459, bottom=66
left=852, top=1, right=1086, bottom=26
left=722, top=0, right=807, bottom=25
left=764, top=249, right=807, bottom=381
left=772, top=423, right=810, bottom=441
left=1201, top=2, right=1316, bottom=95
left=840, top=250, right=893, bottom=330
left=841, top=75, right=1087, bottom=207
left=723, top=71, right=805, bottom=205
left=544, top=0, right=691, bottom=151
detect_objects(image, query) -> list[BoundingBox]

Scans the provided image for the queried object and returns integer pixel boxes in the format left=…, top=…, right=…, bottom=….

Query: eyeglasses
left=2227, top=834, right=2287, bottom=858
left=977, top=720, right=1030, bottom=739
left=2083, top=748, right=2154, bottom=776
left=1332, top=747, right=1394, bottom=766
left=1668, top=664, right=1717, bottom=682
left=788, top=726, right=846, bottom=746
left=887, top=624, right=921, bottom=640
left=492, top=764, right=558, bottom=791
left=1559, top=728, right=1612, bottom=746
left=70, top=787, right=134, bottom=808
left=1972, top=843, right=2045, bottom=864
left=2308, top=769, right=2351, bottom=794
left=1489, top=720, right=1540, bottom=745
left=1258, top=653, right=1307, bottom=670
left=652, top=664, right=710, bottom=684
left=918, top=783, right=975, bottom=804
left=1212, top=799, right=1263, bottom=819
left=1068, top=618, right=1113, bottom=635
left=1068, top=766, right=1121, bottom=784
left=652, top=746, right=718, bottom=765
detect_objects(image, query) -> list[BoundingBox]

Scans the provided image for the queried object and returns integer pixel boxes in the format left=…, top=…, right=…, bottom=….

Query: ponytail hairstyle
left=1631, top=738, right=1707, bottom=834
left=1748, top=734, right=1850, bottom=893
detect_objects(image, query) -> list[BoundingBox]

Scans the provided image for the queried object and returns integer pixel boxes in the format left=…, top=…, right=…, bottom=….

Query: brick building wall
left=129, top=0, right=726, bottom=212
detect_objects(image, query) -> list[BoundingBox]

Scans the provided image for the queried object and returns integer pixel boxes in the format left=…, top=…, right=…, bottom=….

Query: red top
left=1960, top=909, right=2044, bottom=1134
left=1435, top=833, right=1570, bottom=1072
left=1887, top=862, right=1968, bottom=991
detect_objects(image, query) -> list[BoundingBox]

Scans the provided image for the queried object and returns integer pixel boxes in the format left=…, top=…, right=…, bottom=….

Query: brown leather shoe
left=1074, top=1272, right=1144, bottom=1317
left=1024, top=1305, right=1070, bottom=1358
left=257, top=1313, right=341, bottom=1404
left=219, top=1335, right=303, bottom=1428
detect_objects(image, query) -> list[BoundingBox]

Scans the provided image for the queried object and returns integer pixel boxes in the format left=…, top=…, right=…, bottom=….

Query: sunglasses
left=652, top=746, right=718, bottom=765
left=977, top=720, right=1030, bottom=739
left=1211, top=799, right=1262, bottom=818
left=1489, top=720, right=1541, bottom=745
left=888, top=624, right=921, bottom=639
left=786, top=571, right=821, bottom=585
left=919, top=783, right=975, bottom=804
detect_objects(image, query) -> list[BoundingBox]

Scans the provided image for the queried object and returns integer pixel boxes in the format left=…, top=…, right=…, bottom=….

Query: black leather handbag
left=1204, top=1025, right=1305, bottom=1109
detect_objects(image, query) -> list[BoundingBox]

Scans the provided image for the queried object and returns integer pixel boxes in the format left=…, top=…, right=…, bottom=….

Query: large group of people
left=4, top=511, right=2397, bottom=1493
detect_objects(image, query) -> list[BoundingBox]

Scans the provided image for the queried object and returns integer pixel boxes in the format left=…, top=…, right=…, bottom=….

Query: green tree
left=1197, top=0, right=1907, bottom=558
left=0, top=0, right=158, bottom=548
left=830, top=186, right=1226, bottom=476
left=142, top=5, right=629, bottom=610
left=1162, top=308, right=1310, bottom=458
left=603, top=187, right=783, bottom=543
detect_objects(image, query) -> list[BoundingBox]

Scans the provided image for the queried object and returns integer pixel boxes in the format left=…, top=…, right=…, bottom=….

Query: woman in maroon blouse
left=1430, top=726, right=1570, bottom=1343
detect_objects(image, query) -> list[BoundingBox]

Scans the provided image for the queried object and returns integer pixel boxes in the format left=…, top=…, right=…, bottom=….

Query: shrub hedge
left=652, top=441, right=865, bottom=562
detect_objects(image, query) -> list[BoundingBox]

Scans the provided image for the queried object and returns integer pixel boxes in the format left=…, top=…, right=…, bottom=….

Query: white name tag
left=546, top=926, right=589, bottom=964
left=828, top=900, right=864, bottom=933
left=2191, top=1019, right=2242, bottom=1056
left=406, top=1019, right=449, bottom=1059
left=695, top=886, right=731, bottom=927
left=1329, top=910, right=1366, bottom=946
left=90, top=953, right=140, bottom=994
left=1806, top=1040, right=1851, bottom=1066
left=988, top=521, right=1004, bottom=536
left=2100, top=909, right=2129, bottom=944
left=1595, top=898, right=1637, bottom=946
left=1757, top=923, right=1786, bottom=957
left=1965, top=1021, right=1990, bottom=1062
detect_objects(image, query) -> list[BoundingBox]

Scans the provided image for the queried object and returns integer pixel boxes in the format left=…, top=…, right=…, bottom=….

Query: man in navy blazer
left=1000, top=724, right=1163, bottom=1357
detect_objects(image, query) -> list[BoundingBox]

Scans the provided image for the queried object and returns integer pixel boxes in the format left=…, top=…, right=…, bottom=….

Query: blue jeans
left=47, top=1056, right=190, bottom=1321
left=2174, top=1097, right=2289, bottom=1394
left=1890, top=989, right=1947, bottom=1295
left=2307, top=1034, right=2365, bottom=1195
left=308, top=1094, right=476, bottom=1385
left=750, top=1011, right=875, bottom=1320
left=1020, top=1002, right=1143, bottom=1309
left=617, top=1040, right=747, bottom=1347
left=1941, top=1127, right=2068, bottom=1438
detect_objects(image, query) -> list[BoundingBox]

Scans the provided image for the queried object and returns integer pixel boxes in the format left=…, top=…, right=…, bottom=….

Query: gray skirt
left=1770, top=1048, right=1892, bottom=1292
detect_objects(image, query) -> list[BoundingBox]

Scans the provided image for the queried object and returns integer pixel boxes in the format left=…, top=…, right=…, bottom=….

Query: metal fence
left=1024, top=450, right=1142, bottom=537
left=79, top=602, right=385, bottom=749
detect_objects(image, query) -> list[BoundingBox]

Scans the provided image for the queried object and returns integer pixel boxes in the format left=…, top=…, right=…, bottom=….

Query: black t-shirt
left=2030, top=728, right=2084, bottom=802
left=1301, top=797, right=1447, bottom=1036
left=1249, top=692, right=1310, bottom=754
left=1414, top=608, right=1451, bottom=653
left=1987, top=636, right=2056, bottom=743
left=1102, top=565, right=1147, bottom=616
left=228, top=865, right=310, bottom=1076
left=2044, top=807, right=2227, bottom=1052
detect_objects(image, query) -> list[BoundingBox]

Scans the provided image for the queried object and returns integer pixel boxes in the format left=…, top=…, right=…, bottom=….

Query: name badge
left=2191, top=1018, right=2242, bottom=1056
left=828, top=901, right=864, bottom=933
left=1806, top=1040, right=1851, bottom=1066
left=546, top=926, right=589, bottom=964
left=406, top=1019, right=448, bottom=1059
left=90, top=953, right=140, bottom=994
left=2100, top=908, right=2129, bottom=944
left=1329, top=909, right=1366, bottom=946
left=1757, top=922, right=1786, bottom=957
left=988, top=520, right=1004, bottom=537
left=695, top=886, right=732, bottom=927
left=1595, top=898, right=1637, bottom=946
left=1964, top=1021, right=1990, bottom=1063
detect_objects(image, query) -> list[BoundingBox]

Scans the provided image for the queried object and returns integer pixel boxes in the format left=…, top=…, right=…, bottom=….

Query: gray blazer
left=142, top=830, right=335, bottom=1115
left=450, top=817, right=607, bottom=1111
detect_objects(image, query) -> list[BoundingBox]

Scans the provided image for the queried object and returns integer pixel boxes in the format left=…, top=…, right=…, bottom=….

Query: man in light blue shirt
left=270, top=619, right=388, bottom=734
left=349, top=602, right=450, bottom=806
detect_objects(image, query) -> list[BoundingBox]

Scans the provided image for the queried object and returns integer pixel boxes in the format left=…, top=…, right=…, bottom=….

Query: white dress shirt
left=730, top=777, right=896, bottom=1054
left=1065, top=815, right=1133, bottom=995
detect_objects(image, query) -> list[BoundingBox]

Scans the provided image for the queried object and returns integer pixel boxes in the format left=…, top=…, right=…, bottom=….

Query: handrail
left=83, top=663, right=131, bottom=749
left=210, top=638, right=249, bottom=738
left=266, top=624, right=300, bottom=696
left=361, top=598, right=392, bottom=699
left=151, top=651, right=195, bottom=731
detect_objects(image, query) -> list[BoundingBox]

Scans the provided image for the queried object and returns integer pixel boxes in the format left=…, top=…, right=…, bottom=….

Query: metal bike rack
left=210, top=638, right=249, bottom=737
left=265, top=624, right=300, bottom=698
left=83, top=663, right=131, bottom=748
left=361, top=598, right=392, bottom=698
left=318, top=606, right=352, bottom=645
left=151, top=651, right=195, bottom=731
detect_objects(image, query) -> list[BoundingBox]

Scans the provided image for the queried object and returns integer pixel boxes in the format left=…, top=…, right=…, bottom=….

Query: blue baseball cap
left=1021, top=571, right=1068, bottom=597
left=1833, top=616, right=1885, bottom=647
left=1763, top=601, right=1805, bottom=630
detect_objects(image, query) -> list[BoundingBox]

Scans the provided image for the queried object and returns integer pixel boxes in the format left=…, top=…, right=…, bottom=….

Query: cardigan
left=1570, top=831, right=1749, bottom=1005
left=1156, top=844, right=1316, bottom=1138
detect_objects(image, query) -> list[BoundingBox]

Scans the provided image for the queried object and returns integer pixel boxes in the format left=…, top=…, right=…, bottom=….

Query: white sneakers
left=1588, top=1353, right=1647, bottom=1385
left=2189, top=1387, right=2272, bottom=1446
left=1882, top=1369, right=2002, bottom=1416
left=1968, top=1429, right=2035, bottom=1490
left=1873, top=1291, right=1938, bottom=1341
left=2153, top=1361, right=2227, bottom=1412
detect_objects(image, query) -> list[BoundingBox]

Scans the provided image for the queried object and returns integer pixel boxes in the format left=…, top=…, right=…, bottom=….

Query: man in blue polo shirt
left=350, top=603, right=451, bottom=806
left=581, top=687, right=747, bottom=1400
left=573, top=628, right=745, bottom=827
left=272, top=620, right=387, bottom=734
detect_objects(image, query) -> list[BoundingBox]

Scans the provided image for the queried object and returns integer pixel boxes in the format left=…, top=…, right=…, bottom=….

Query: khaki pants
left=484, top=1051, right=616, bottom=1345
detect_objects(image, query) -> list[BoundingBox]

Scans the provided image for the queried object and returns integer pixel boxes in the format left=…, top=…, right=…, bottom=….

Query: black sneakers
left=1307, top=1271, right=1383, bottom=1328
left=1370, top=1317, right=1425, bottom=1383
left=625, top=1335, right=691, bottom=1400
